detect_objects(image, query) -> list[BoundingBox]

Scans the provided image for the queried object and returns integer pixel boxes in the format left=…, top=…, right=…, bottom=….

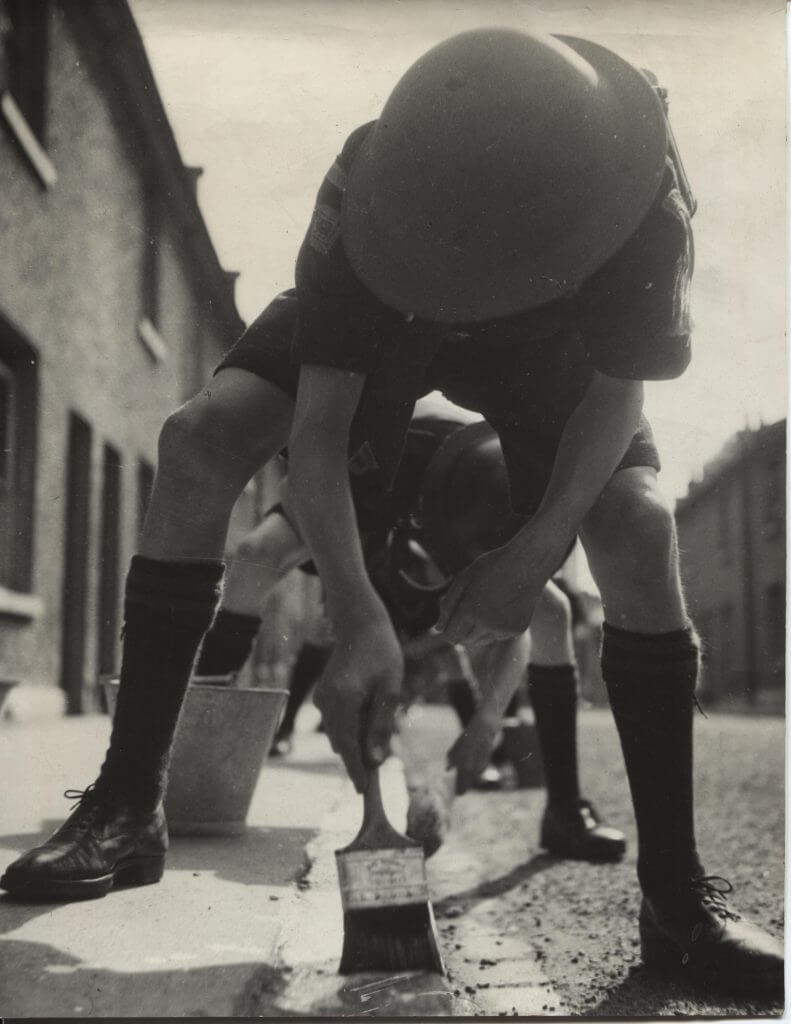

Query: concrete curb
left=269, top=755, right=467, bottom=1016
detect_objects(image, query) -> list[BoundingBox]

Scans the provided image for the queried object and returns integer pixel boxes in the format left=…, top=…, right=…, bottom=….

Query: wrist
left=478, top=705, right=502, bottom=728
left=506, top=516, right=575, bottom=567
left=329, top=590, right=391, bottom=636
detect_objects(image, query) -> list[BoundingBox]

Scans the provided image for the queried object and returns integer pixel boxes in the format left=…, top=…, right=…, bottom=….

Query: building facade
left=675, top=419, right=786, bottom=711
left=0, top=0, right=263, bottom=715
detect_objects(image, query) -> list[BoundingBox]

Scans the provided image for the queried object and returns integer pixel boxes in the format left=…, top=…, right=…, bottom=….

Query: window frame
left=0, top=0, right=56, bottom=187
left=0, top=315, right=39, bottom=599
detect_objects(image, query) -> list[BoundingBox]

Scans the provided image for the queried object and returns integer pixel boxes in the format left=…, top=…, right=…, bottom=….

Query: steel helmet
left=341, top=28, right=668, bottom=323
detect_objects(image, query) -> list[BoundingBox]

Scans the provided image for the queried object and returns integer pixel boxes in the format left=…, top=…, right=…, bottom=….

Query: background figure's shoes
left=540, top=798, right=626, bottom=862
left=406, top=777, right=453, bottom=858
left=269, top=733, right=293, bottom=757
left=640, top=874, right=784, bottom=997
left=473, top=764, right=504, bottom=790
left=0, top=785, right=168, bottom=902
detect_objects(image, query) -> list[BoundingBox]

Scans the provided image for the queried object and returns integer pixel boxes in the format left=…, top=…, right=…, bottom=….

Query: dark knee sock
left=446, top=678, right=478, bottom=728
left=194, top=608, right=262, bottom=677
left=279, top=642, right=332, bottom=738
left=527, top=664, right=580, bottom=807
left=98, top=555, right=224, bottom=810
left=602, top=623, right=702, bottom=894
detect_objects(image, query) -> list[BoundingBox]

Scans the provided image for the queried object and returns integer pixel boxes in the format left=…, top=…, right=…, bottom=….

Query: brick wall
left=676, top=422, right=786, bottom=708
left=0, top=4, right=254, bottom=713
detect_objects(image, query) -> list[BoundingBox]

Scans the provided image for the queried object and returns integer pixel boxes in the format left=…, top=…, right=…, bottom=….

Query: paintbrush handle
left=353, top=767, right=414, bottom=850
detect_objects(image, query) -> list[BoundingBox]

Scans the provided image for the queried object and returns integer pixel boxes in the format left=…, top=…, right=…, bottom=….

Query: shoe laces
left=63, top=784, right=103, bottom=831
left=689, top=874, right=740, bottom=922
left=573, top=799, right=600, bottom=829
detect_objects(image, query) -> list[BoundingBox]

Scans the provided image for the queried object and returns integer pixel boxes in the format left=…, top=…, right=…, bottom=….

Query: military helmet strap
left=641, top=68, right=697, bottom=217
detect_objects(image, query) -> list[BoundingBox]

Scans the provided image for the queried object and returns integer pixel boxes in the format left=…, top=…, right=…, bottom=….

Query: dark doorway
left=60, top=412, right=92, bottom=714
left=97, top=443, right=122, bottom=678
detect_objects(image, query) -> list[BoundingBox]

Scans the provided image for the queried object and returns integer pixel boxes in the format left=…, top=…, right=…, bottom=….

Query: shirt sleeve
left=293, top=121, right=401, bottom=375
left=575, top=159, right=695, bottom=381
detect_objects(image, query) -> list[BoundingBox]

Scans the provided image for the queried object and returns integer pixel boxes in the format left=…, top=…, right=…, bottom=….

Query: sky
left=129, top=0, right=787, bottom=501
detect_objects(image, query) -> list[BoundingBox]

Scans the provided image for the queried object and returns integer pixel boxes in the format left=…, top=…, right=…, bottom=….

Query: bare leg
left=580, top=466, right=697, bottom=888
left=141, top=369, right=295, bottom=559
left=529, top=580, right=576, bottom=666
left=222, top=506, right=308, bottom=616
left=102, top=369, right=296, bottom=800
left=580, top=467, right=687, bottom=632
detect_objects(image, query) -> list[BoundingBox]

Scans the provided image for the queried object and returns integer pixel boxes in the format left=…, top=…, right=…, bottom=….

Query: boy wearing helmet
left=193, top=390, right=627, bottom=862
left=3, top=29, right=781, bottom=996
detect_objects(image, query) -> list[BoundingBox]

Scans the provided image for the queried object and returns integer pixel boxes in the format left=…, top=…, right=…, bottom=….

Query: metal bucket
left=103, top=678, right=287, bottom=836
left=0, top=679, right=19, bottom=716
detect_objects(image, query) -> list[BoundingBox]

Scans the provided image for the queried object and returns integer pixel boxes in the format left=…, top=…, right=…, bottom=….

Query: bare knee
left=583, top=469, right=677, bottom=573
left=157, top=396, right=270, bottom=490
left=530, top=582, right=574, bottom=664
left=234, top=513, right=304, bottom=576
left=532, top=583, right=572, bottom=640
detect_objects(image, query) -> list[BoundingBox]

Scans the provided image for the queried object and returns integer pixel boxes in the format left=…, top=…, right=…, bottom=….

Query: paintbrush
left=335, top=766, right=445, bottom=975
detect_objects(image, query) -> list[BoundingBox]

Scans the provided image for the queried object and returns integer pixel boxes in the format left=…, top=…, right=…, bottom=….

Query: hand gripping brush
left=335, top=766, right=445, bottom=974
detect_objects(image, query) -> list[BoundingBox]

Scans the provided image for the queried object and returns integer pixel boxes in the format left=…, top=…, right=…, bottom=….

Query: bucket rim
left=100, top=676, right=289, bottom=698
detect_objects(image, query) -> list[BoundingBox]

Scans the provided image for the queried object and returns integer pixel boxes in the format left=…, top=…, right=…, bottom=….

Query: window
left=60, top=413, right=92, bottom=714
left=716, top=483, right=731, bottom=557
left=137, top=458, right=155, bottom=543
left=0, top=0, right=55, bottom=186
left=0, top=318, right=38, bottom=594
left=718, top=603, right=735, bottom=657
left=137, top=187, right=167, bottom=362
left=3, top=0, right=49, bottom=141
left=0, top=363, right=11, bottom=483
left=97, top=444, right=122, bottom=676
left=765, top=582, right=786, bottom=661
left=142, top=187, right=160, bottom=331
left=763, top=455, right=785, bottom=537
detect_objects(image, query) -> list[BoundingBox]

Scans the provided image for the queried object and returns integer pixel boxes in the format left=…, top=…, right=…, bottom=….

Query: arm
left=288, top=363, right=378, bottom=627
left=287, top=363, right=403, bottom=790
left=508, top=370, right=644, bottom=568
left=447, top=633, right=530, bottom=793
left=437, top=371, right=644, bottom=645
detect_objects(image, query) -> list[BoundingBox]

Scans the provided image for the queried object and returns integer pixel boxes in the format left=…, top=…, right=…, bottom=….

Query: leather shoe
left=473, top=765, right=504, bottom=791
left=540, top=798, right=626, bottom=862
left=0, top=784, right=168, bottom=901
left=640, top=874, right=783, bottom=997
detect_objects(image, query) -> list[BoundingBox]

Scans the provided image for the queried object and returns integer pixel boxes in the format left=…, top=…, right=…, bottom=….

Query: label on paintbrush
left=335, top=847, right=429, bottom=910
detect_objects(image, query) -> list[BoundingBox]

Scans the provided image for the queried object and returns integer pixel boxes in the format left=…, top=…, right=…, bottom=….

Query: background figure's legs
left=195, top=508, right=308, bottom=678
left=528, top=582, right=580, bottom=805
left=528, top=581, right=626, bottom=860
left=272, top=641, right=333, bottom=754
left=446, top=676, right=479, bottom=728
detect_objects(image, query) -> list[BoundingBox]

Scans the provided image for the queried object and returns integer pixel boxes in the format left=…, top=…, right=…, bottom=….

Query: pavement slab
left=0, top=716, right=342, bottom=1018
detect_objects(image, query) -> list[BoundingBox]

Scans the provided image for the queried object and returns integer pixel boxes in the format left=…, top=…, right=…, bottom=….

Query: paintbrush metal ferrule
left=335, top=845, right=428, bottom=911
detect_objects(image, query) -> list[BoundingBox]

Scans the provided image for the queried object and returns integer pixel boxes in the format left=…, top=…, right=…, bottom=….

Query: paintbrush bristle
left=339, top=904, right=445, bottom=974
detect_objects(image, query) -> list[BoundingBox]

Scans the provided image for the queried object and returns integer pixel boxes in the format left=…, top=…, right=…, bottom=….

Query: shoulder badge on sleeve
left=309, top=202, right=341, bottom=256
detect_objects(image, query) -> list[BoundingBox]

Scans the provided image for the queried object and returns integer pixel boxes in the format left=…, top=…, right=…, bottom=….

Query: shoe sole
left=541, top=837, right=626, bottom=863
left=0, top=854, right=165, bottom=902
